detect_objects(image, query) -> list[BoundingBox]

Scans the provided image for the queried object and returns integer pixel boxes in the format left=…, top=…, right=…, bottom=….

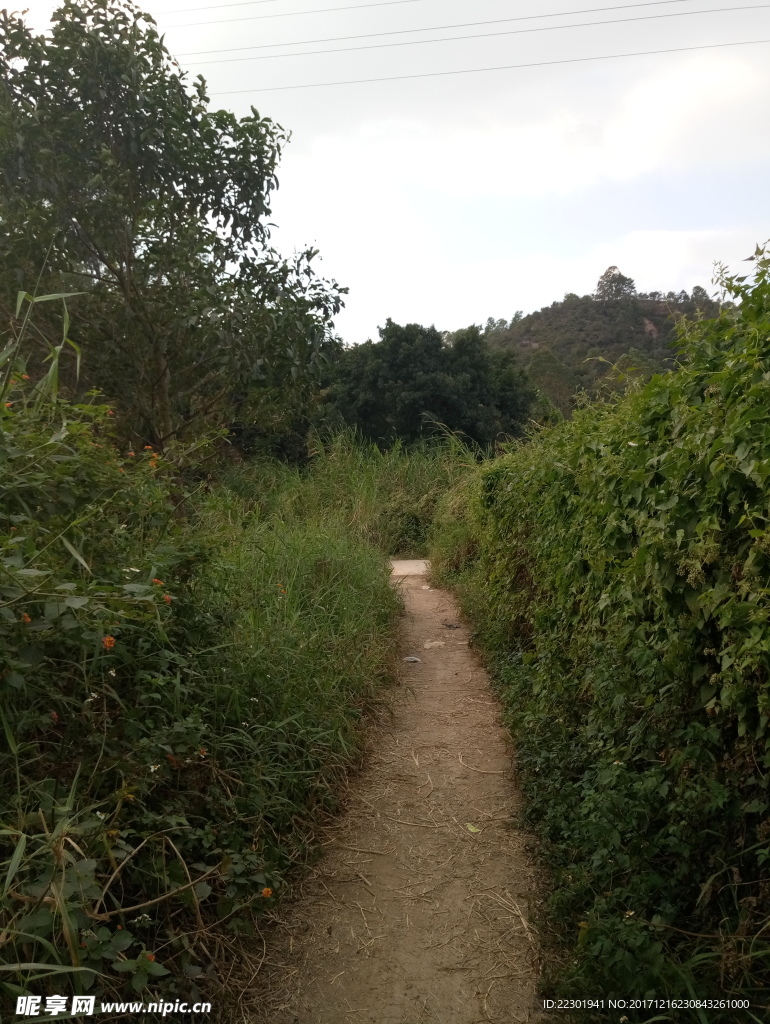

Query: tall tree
left=0, top=0, right=345, bottom=445
left=594, top=266, right=637, bottom=301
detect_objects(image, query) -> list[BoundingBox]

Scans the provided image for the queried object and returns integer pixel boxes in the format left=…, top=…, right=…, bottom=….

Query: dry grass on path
left=242, top=563, right=543, bottom=1024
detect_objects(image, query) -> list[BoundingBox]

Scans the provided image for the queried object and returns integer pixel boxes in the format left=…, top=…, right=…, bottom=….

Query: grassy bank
left=3, top=408, right=473, bottom=1015
left=430, top=261, right=770, bottom=1020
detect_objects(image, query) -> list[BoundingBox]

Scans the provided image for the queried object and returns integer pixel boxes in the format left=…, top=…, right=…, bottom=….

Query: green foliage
left=0, top=0, right=345, bottom=446
left=324, top=320, right=534, bottom=446
left=594, top=265, right=637, bottom=301
left=430, top=252, right=770, bottom=1018
left=483, top=268, right=721, bottom=416
left=220, top=429, right=475, bottom=557
left=0, top=387, right=400, bottom=1013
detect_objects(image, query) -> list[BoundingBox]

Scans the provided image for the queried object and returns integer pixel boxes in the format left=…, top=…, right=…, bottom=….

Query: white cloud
left=278, top=53, right=767, bottom=209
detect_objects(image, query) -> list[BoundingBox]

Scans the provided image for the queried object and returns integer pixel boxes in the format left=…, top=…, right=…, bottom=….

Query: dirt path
left=251, top=561, right=541, bottom=1024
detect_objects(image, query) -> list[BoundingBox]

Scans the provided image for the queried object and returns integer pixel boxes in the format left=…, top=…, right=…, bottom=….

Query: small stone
left=403, top=656, right=421, bottom=663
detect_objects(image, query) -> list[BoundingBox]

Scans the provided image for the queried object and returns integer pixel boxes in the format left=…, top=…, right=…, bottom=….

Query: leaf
left=144, top=961, right=170, bottom=976
left=60, top=535, right=91, bottom=574
left=465, top=823, right=481, bottom=833
left=131, top=970, right=149, bottom=992
left=0, top=706, right=18, bottom=752
left=112, top=959, right=138, bottom=973
left=194, top=881, right=212, bottom=900
left=30, top=291, right=85, bottom=304
left=2, top=832, right=27, bottom=898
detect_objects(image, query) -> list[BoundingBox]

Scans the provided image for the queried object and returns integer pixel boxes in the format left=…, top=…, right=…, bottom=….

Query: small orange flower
left=119, top=467, right=125, bottom=473
left=21, top=612, right=31, bottom=624
left=51, top=711, right=59, bottom=724
left=145, top=954, right=156, bottom=962
left=163, top=594, right=172, bottom=604
left=102, top=635, right=116, bottom=650
left=261, top=887, right=272, bottom=899
left=128, top=451, right=135, bottom=457
left=152, top=578, right=164, bottom=585
left=149, top=460, right=158, bottom=469
left=9, top=379, right=16, bottom=385
left=200, top=748, right=207, bottom=756
left=22, top=374, right=30, bottom=381
left=116, top=925, right=123, bottom=930
left=107, top=409, right=114, bottom=416
left=144, top=445, right=154, bottom=450
left=5, top=402, right=12, bottom=408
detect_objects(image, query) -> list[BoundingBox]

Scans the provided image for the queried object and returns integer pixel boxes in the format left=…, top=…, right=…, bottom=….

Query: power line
left=166, top=0, right=698, bottom=31
left=167, top=0, right=281, bottom=11
left=207, top=35, right=770, bottom=93
left=165, top=0, right=468, bottom=28
left=187, top=4, right=770, bottom=66
left=172, top=0, right=730, bottom=56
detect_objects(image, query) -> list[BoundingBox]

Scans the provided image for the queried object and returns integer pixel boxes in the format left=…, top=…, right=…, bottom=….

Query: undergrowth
left=430, top=254, right=770, bottom=1022
left=219, top=429, right=475, bottom=558
left=0, top=312, right=420, bottom=1017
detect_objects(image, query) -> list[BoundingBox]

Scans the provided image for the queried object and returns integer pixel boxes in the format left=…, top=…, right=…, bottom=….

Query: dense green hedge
left=431, top=256, right=770, bottom=1019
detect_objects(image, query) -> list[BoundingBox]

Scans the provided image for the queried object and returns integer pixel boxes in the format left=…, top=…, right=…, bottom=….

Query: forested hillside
left=481, top=266, right=721, bottom=414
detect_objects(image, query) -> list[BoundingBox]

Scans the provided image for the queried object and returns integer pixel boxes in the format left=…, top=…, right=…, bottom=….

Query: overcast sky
left=19, top=0, right=770, bottom=342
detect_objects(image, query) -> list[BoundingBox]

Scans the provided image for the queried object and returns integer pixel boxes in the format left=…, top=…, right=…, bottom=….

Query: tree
left=594, top=266, right=637, bottom=301
left=325, top=321, right=533, bottom=445
left=0, top=0, right=345, bottom=446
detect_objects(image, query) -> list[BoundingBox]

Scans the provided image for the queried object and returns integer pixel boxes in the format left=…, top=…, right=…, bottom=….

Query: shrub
left=430, top=253, right=770, bottom=1019
left=0, top=392, right=399, bottom=1015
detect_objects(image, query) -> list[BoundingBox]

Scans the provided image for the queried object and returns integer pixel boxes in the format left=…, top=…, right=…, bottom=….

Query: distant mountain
left=478, top=267, right=721, bottom=415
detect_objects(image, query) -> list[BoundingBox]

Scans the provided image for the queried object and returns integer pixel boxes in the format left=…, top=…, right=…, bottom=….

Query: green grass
left=0, top=412, right=465, bottom=1018
left=218, top=429, right=477, bottom=557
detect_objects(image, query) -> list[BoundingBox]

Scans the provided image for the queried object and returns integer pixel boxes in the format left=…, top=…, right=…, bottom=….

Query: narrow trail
left=253, top=561, right=541, bottom=1024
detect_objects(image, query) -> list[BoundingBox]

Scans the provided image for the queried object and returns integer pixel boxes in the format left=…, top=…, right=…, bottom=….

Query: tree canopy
left=324, top=320, right=533, bottom=445
left=0, top=0, right=345, bottom=446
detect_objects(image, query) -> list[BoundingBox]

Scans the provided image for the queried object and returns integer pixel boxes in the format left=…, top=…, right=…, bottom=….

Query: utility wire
left=186, top=4, right=770, bottom=66
left=167, top=0, right=435, bottom=16
left=169, top=0, right=280, bottom=11
left=167, top=0, right=699, bottom=31
left=172, top=0, right=733, bottom=55
left=208, top=35, right=770, bottom=93
left=166, top=0, right=472, bottom=28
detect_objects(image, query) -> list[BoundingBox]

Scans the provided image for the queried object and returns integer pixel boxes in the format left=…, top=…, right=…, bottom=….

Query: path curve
left=252, top=561, right=540, bottom=1024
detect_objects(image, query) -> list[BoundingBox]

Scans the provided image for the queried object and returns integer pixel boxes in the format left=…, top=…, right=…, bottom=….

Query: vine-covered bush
left=431, top=254, right=770, bottom=1018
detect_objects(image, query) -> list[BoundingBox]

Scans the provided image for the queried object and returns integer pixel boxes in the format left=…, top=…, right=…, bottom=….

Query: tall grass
left=218, top=429, right=477, bottom=556
left=1, top=394, right=467, bottom=1016
left=1, top=294, right=472, bottom=1014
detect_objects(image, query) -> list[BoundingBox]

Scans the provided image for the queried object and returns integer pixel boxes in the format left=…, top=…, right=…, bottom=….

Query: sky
left=16, top=0, right=770, bottom=342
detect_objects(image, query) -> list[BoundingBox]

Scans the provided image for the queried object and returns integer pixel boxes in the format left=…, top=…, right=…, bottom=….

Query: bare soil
left=248, top=561, right=541, bottom=1024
